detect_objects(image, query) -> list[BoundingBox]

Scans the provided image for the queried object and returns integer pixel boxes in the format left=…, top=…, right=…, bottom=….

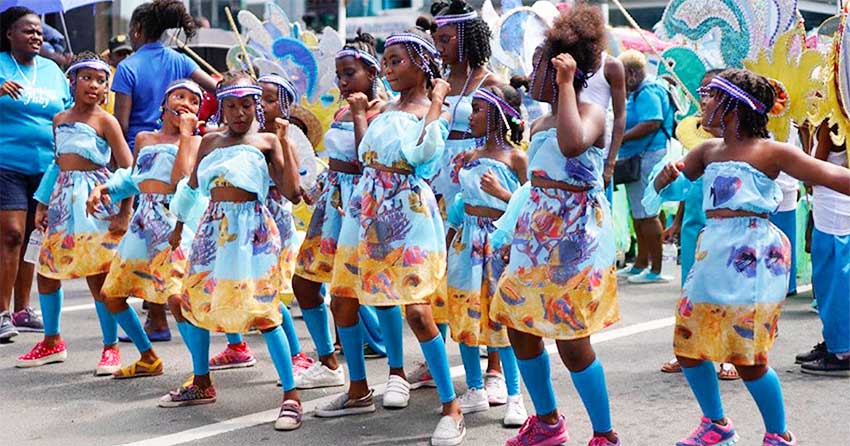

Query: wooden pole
left=176, top=40, right=222, bottom=77
left=224, top=6, right=256, bottom=79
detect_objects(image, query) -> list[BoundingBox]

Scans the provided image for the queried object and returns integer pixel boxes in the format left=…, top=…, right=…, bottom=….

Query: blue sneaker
left=616, top=266, right=644, bottom=279
left=628, top=271, right=671, bottom=284
left=676, top=417, right=739, bottom=446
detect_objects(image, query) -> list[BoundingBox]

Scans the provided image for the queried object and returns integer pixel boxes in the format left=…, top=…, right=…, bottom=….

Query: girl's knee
left=167, top=295, right=185, bottom=321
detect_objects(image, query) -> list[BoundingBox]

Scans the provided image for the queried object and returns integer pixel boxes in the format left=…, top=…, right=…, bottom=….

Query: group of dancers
left=11, top=1, right=850, bottom=446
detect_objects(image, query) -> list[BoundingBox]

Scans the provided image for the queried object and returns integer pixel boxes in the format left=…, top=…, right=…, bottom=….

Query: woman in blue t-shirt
left=0, top=7, right=72, bottom=341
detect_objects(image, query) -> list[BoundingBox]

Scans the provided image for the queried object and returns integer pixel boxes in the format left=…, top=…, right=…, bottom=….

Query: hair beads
left=258, top=75, right=299, bottom=119
left=210, top=84, right=265, bottom=129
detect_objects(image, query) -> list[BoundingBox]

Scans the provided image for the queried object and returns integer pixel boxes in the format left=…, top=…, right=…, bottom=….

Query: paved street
left=1, top=264, right=847, bottom=446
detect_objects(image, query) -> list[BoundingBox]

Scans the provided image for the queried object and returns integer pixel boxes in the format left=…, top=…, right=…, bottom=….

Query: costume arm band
left=447, top=193, right=465, bottom=230
left=642, top=162, right=692, bottom=216
left=105, top=168, right=141, bottom=203
left=401, top=118, right=449, bottom=179
left=33, top=162, right=60, bottom=205
left=491, top=181, right=531, bottom=249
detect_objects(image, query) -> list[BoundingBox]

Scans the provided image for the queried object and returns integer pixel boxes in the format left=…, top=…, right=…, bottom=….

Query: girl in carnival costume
left=650, top=69, right=850, bottom=446
left=488, top=5, right=622, bottom=446
left=16, top=53, right=134, bottom=376
left=87, top=79, right=205, bottom=378
left=292, top=31, right=394, bottom=390
left=445, top=84, right=528, bottom=426
left=319, top=28, right=467, bottom=446
left=159, top=71, right=305, bottom=432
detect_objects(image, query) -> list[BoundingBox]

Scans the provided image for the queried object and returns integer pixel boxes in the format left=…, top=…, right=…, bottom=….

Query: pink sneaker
left=588, top=434, right=620, bottom=445
left=763, top=432, right=796, bottom=446
left=96, top=346, right=121, bottom=376
left=209, top=342, right=257, bottom=370
left=16, top=341, right=68, bottom=368
left=291, top=352, right=314, bottom=376
left=506, top=415, right=569, bottom=446
left=676, top=417, right=739, bottom=446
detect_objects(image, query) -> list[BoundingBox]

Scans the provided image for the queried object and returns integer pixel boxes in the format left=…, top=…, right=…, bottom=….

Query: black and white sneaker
left=0, top=311, right=19, bottom=342
left=801, top=353, right=850, bottom=377
left=795, top=341, right=827, bottom=364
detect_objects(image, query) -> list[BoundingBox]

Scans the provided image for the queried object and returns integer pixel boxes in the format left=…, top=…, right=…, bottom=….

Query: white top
left=813, top=150, right=850, bottom=235
left=775, top=171, right=799, bottom=212
left=581, top=52, right=613, bottom=152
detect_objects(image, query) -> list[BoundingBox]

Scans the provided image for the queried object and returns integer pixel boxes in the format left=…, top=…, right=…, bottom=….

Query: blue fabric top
left=358, top=111, right=448, bottom=179
left=111, top=42, right=199, bottom=151
left=198, top=144, right=270, bottom=201
left=446, top=94, right=472, bottom=133
left=0, top=53, right=72, bottom=174
left=55, top=122, right=111, bottom=166
left=527, top=128, right=604, bottom=190
left=324, top=121, right=357, bottom=163
left=619, top=79, right=672, bottom=159
left=133, top=143, right=178, bottom=184
left=702, top=161, right=782, bottom=214
left=458, top=157, right=520, bottom=210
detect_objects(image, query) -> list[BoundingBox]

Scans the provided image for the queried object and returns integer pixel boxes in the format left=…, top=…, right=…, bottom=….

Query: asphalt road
left=1, top=264, right=847, bottom=446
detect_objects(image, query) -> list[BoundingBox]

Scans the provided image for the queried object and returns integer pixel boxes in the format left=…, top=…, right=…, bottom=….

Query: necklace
left=10, top=53, right=37, bottom=86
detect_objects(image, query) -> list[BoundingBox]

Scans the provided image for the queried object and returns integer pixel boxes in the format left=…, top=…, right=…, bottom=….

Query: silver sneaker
left=0, top=311, right=19, bottom=341
left=406, top=361, right=437, bottom=390
left=315, top=390, right=376, bottom=418
left=431, top=415, right=466, bottom=446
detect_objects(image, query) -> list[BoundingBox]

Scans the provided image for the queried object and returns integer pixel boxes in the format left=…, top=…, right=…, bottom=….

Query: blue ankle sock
left=570, top=358, right=612, bottom=433
left=178, top=321, right=210, bottom=376
left=498, top=346, right=521, bottom=397
left=420, top=334, right=456, bottom=403
left=114, top=308, right=152, bottom=353
left=359, top=305, right=387, bottom=357
left=338, top=324, right=366, bottom=381
left=225, top=333, right=244, bottom=345
left=376, top=306, right=404, bottom=368
left=39, top=288, right=63, bottom=336
left=437, top=323, right=449, bottom=341
left=263, top=326, right=295, bottom=391
left=94, top=301, right=118, bottom=346
left=459, top=343, right=484, bottom=390
left=280, top=304, right=301, bottom=355
left=681, top=361, right=725, bottom=421
left=744, top=368, right=787, bottom=434
left=517, top=351, right=558, bottom=415
left=302, top=304, right=334, bottom=357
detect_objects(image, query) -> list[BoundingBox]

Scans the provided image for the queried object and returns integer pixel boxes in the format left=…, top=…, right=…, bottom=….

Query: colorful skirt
left=330, top=170, right=446, bottom=306
left=39, top=168, right=121, bottom=279
left=491, top=187, right=619, bottom=340
left=675, top=217, right=790, bottom=365
left=447, top=215, right=510, bottom=347
left=102, top=193, right=190, bottom=304
left=266, top=188, right=299, bottom=300
left=179, top=200, right=283, bottom=333
left=295, top=170, right=359, bottom=283
left=431, top=138, right=478, bottom=204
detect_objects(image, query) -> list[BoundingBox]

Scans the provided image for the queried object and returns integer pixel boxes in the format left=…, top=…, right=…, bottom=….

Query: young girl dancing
left=488, top=6, right=621, bottom=446
left=445, top=84, right=528, bottom=426
left=88, top=79, right=205, bottom=378
left=159, top=71, right=304, bottom=432
left=16, top=54, right=133, bottom=376
left=649, top=69, right=850, bottom=446
left=319, top=29, right=467, bottom=446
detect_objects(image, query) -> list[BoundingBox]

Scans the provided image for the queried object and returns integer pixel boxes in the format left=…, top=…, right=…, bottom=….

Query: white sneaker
left=458, top=387, right=489, bottom=414
left=383, top=375, right=410, bottom=409
left=484, top=372, right=507, bottom=406
left=406, top=361, right=437, bottom=389
left=431, top=415, right=466, bottom=446
left=502, top=394, right=527, bottom=427
left=295, top=361, right=345, bottom=389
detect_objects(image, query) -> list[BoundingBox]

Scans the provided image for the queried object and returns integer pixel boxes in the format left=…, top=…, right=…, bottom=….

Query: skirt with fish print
left=101, top=193, right=190, bottom=304
left=266, top=188, right=299, bottom=302
left=39, top=168, right=122, bottom=279
left=491, top=187, right=619, bottom=340
left=178, top=200, right=283, bottom=333
left=295, top=170, right=358, bottom=284
left=447, top=214, right=510, bottom=347
left=675, top=217, right=791, bottom=365
left=330, top=170, right=446, bottom=306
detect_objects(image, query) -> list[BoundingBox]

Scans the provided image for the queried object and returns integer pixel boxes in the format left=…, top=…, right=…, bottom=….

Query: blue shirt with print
left=619, top=79, right=673, bottom=159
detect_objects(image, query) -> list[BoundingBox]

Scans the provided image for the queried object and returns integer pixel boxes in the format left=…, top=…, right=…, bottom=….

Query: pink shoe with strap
left=505, top=415, right=569, bottom=446
left=209, top=342, right=257, bottom=370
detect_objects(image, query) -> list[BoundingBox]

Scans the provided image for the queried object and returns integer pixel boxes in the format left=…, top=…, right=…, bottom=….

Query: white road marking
left=115, top=316, right=677, bottom=446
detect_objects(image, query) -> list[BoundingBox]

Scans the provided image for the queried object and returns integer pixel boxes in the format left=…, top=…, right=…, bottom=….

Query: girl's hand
left=480, top=169, right=509, bottom=201
left=551, top=53, right=577, bottom=86
left=275, top=117, right=289, bottom=141
left=347, top=93, right=370, bottom=116
left=178, top=113, right=203, bottom=137
left=663, top=221, right=680, bottom=243
left=0, top=80, right=24, bottom=99
left=169, top=223, right=183, bottom=250
left=654, top=162, right=684, bottom=191
left=109, top=212, right=131, bottom=236
left=430, top=79, right=451, bottom=105
left=34, top=203, right=49, bottom=232
left=86, top=184, right=111, bottom=216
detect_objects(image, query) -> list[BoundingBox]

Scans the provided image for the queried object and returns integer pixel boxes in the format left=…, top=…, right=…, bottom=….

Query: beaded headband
left=434, top=10, right=478, bottom=27
left=161, top=80, right=204, bottom=118
left=65, top=59, right=111, bottom=78
left=699, top=77, right=768, bottom=115
left=473, top=88, right=522, bottom=147
left=385, top=32, right=441, bottom=79
left=258, top=75, right=299, bottom=119
left=335, top=48, right=381, bottom=71
left=210, top=84, right=266, bottom=129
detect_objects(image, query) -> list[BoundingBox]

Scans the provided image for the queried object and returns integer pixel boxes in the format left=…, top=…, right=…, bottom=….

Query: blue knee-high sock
left=420, top=335, right=456, bottom=403
left=517, top=351, right=558, bottom=415
left=437, top=323, right=449, bottom=341
left=570, top=358, right=612, bottom=433
left=681, top=361, right=725, bottom=421
left=225, top=333, right=244, bottom=345
left=178, top=321, right=210, bottom=376
left=263, top=326, right=295, bottom=391
left=302, top=304, right=334, bottom=358
left=280, top=304, right=301, bottom=355
left=338, top=324, right=366, bottom=381
left=743, top=368, right=787, bottom=434
left=39, top=288, right=63, bottom=336
left=359, top=305, right=387, bottom=357
left=498, top=346, right=521, bottom=397
left=114, top=308, right=152, bottom=353
left=459, top=343, right=484, bottom=390
left=376, top=306, right=404, bottom=368
left=94, top=301, right=118, bottom=346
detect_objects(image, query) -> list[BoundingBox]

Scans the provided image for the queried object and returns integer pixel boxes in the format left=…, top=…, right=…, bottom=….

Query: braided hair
left=429, top=0, right=491, bottom=69
left=706, top=69, right=774, bottom=139
left=0, top=6, right=37, bottom=53
left=131, top=0, right=196, bottom=43
left=386, top=27, right=442, bottom=90
left=341, top=30, right=380, bottom=96
left=479, top=85, right=525, bottom=145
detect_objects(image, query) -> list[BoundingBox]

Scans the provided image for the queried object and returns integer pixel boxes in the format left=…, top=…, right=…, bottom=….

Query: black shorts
left=0, top=169, right=43, bottom=212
